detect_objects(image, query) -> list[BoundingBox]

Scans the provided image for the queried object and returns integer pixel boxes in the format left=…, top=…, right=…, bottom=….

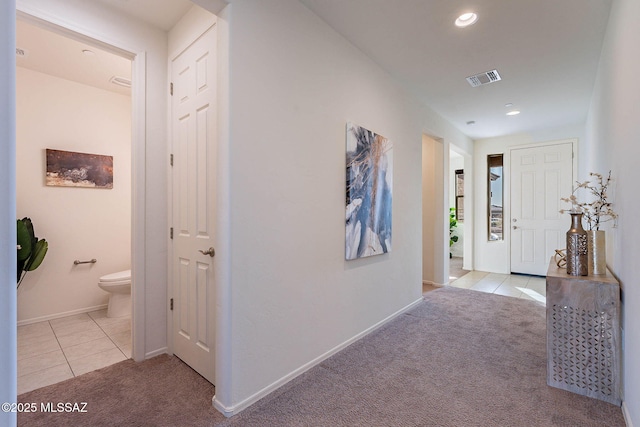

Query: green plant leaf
left=25, top=239, right=48, bottom=271
left=17, top=219, right=32, bottom=261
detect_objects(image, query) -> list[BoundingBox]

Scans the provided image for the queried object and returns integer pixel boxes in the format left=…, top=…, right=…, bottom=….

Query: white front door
left=510, top=143, right=573, bottom=276
left=171, top=25, right=217, bottom=384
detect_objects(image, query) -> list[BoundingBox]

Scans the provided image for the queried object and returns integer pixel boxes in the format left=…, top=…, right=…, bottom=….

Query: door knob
left=512, top=218, right=518, bottom=222
left=513, top=225, right=518, bottom=230
left=199, top=247, right=215, bottom=257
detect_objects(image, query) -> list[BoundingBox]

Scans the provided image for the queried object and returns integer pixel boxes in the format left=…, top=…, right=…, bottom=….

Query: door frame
left=16, top=8, right=147, bottom=361
left=449, top=144, right=473, bottom=272
left=507, top=138, right=578, bottom=273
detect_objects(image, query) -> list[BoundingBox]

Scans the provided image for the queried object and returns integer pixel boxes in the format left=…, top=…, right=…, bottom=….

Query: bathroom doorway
left=449, top=147, right=469, bottom=281
left=15, top=15, right=135, bottom=393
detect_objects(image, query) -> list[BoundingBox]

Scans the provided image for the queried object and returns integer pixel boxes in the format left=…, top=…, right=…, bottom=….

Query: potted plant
left=450, top=208, right=459, bottom=258
left=17, top=217, right=48, bottom=288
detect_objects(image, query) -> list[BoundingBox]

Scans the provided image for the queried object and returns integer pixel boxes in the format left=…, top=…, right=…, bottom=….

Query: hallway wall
left=584, top=0, right=640, bottom=422
left=220, top=0, right=471, bottom=413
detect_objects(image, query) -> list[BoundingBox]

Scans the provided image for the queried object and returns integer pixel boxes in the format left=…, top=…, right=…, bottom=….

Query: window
left=488, top=154, right=503, bottom=241
left=455, top=169, right=464, bottom=221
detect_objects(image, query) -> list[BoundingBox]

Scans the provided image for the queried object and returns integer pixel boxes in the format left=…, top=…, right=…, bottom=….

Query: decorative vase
left=566, top=212, right=588, bottom=276
left=587, top=230, right=606, bottom=275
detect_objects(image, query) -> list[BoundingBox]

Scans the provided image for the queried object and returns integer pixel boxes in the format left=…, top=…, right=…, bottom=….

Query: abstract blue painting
left=345, top=122, right=393, bottom=260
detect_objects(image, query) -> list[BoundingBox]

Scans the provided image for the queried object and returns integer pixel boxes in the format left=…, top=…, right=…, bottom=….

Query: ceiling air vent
left=110, top=76, right=132, bottom=88
left=16, top=47, right=27, bottom=57
left=466, top=69, right=501, bottom=87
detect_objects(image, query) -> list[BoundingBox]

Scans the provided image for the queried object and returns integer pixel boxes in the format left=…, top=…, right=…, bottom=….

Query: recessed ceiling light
left=466, top=120, right=476, bottom=125
left=82, top=49, right=95, bottom=56
left=506, top=110, right=521, bottom=116
left=455, top=12, right=478, bottom=28
left=504, top=103, right=514, bottom=108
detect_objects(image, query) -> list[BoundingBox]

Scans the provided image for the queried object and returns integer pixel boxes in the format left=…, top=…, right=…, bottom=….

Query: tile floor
left=17, top=309, right=131, bottom=395
left=444, top=270, right=547, bottom=305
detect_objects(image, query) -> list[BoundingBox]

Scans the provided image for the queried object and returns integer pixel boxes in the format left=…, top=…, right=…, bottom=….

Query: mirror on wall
left=488, top=154, right=503, bottom=241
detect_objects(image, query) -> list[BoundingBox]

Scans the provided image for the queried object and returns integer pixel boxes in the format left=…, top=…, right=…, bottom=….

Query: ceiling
left=16, top=0, right=613, bottom=140
left=15, top=0, right=193, bottom=97
left=300, top=0, right=612, bottom=140
left=93, top=0, right=193, bottom=31
left=16, top=19, right=133, bottom=96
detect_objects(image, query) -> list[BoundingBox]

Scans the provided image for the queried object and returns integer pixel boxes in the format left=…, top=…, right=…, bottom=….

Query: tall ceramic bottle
left=566, top=212, right=588, bottom=276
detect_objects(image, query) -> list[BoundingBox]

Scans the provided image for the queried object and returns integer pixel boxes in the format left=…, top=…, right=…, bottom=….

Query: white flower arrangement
left=559, top=171, right=618, bottom=231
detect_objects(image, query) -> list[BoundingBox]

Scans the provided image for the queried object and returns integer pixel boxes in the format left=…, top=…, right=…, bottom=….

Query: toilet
left=98, top=269, right=131, bottom=318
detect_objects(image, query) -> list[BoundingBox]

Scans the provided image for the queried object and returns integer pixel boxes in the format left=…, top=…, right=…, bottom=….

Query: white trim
left=623, top=401, right=633, bottom=427
left=131, top=51, right=147, bottom=362
left=423, top=280, right=445, bottom=288
left=213, top=297, right=424, bottom=417
left=16, top=3, right=137, bottom=58
left=17, top=304, right=108, bottom=326
left=213, top=7, right=232, bottom=411
left=145, top=347, right=168, bottom=360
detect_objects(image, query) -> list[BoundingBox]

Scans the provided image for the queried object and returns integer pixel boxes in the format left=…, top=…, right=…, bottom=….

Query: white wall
left=584, top=0, right=640, bottom=422
left=168, top=4, right=216, bottom=59
left=0, top=0, right=17, bottom=424
left=217, top=0, right=471, bottom=413
left=473, top=127, right=582, bottom=274
left=17, top=0, right=169, bottom=359
left=16, top=67, right=131, bottom=323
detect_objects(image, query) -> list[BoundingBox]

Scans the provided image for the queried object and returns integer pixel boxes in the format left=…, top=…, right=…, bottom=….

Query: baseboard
left=212, top=396, right=233, bottom=417
left=17, top=304, right=108, bottom=326
left=422, top=280, right=445, bottom=288
left=622, top=400, right=633, bottom=427
left=145, top=347, right=168, bottom=360
left=213, top=297, right=424, bottom=417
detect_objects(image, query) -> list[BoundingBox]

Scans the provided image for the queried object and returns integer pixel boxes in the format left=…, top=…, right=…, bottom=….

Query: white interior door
left=510, top=143, right=573, bottom=276
left=171, top=25, right=217, bottom=384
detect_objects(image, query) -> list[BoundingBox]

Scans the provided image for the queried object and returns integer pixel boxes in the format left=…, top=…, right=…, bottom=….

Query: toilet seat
left=99, top=269, right=131, bottom=283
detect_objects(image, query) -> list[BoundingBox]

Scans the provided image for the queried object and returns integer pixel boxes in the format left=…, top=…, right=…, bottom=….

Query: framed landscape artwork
left=345, top=122, right=393, bottom=260
left=46, top=149, right=113, bottom=189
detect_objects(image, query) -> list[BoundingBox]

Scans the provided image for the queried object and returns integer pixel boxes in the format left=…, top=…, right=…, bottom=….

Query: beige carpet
left=19, top=287, right=625, bottom=426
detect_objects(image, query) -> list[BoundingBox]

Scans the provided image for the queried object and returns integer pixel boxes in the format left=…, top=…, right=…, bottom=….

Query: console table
left=546, top=258, right=621, bottom=405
